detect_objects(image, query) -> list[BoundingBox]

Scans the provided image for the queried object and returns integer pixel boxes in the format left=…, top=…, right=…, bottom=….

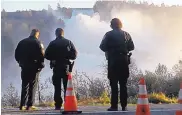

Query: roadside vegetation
left=2, top=60, right=181, bottom=107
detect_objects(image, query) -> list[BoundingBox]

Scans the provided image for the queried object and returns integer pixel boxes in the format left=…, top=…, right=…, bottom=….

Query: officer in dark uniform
left=99, top=18, right=134, bottom=111
left=15, top=29, right=45, bottom=110
left=45, top=28, right=77, bottom=110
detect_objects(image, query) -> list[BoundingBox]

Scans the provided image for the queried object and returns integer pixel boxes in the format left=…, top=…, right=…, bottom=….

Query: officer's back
left=45, top=28, right=77, bottom=67
left=47, top=37, right=71, bottom=60
left=15, top=29, right=44, bottom=69
left=105, top=29, right=128, bottom=55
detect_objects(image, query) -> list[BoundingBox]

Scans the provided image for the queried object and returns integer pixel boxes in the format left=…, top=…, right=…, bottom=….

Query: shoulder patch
left=124, top=32, right=130, bottom=42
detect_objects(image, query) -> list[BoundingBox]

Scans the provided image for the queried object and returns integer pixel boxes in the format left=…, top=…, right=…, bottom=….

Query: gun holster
left=50, top=60, right=56, bottom=69
left=68, top=60, right=74, bottom=72
left=127, top=52, right=132, bottom=65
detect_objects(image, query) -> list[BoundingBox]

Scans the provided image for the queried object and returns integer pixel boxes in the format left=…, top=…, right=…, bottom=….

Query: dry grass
left=149, top=92, right=178, bottom=104
left=35, top=92, right=177, bottom=107
left=36, top=102, right=55, bottom=107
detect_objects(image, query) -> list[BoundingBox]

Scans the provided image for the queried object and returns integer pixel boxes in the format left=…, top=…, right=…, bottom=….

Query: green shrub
left=99, top=91, right=110, bottom=105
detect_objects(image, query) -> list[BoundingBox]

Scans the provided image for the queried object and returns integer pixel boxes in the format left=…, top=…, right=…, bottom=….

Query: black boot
left=107, top=107, right=118, bottom=111
left=122, top=107, right=128, bottom=111
left=55, top=107, right=61, bottom=110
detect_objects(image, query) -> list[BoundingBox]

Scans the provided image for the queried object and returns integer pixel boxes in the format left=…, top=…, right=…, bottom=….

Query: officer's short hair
left=30, top=29, right=39, bottom=37
left=110, top=18, right=123, bottom=29
left=55, top=28, right=64, bottom=37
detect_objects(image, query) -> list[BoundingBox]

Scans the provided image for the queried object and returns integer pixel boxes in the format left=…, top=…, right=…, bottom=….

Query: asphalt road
left=1, top=104, right=180, bottom=115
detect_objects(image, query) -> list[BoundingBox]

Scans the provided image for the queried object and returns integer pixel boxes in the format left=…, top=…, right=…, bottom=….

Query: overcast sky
left=1, top=0, right=182, bottom=12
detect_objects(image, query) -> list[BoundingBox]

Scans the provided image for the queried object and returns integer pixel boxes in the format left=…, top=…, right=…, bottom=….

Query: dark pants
left=52, top=66, right=68, bottom=108
left=20, top=68, right=39, bottom=107
left=108, top=54, right=129, bottom=108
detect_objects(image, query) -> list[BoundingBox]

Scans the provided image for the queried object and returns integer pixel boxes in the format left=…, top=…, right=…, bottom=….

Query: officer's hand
left=105, top=52, right=108, bottom=60
left=18, top=63, right=21, bottom=67
left=38, top=68, right=42, bottom=72
left=50, top=60, right=56, bottom=69
left=107, top=75, right=110, bottom=80
left=40, top=63, right=45, bottom=68
left=18, top=62, right=23, bottom=67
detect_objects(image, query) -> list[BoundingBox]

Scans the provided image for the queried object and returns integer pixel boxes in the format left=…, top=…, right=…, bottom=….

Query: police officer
left=45, top=28, right=77, bottom=110
left=99, top=18, right=134, bottom=111
left=15, top=29, right=45, bottom=110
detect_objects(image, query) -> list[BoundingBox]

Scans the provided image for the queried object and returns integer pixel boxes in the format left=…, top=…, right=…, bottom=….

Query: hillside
left=93, top=1, right=182, bottom=21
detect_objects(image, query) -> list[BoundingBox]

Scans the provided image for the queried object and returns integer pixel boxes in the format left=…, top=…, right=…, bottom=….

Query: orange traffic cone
left=136, top=78, right=151, bottom=115
left=176, top=82, right=182, bottom=115
left=62, top=73, right=82, bottom=114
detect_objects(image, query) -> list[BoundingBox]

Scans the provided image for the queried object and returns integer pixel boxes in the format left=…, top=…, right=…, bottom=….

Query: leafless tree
left=1, top=83, right=20, bottom=107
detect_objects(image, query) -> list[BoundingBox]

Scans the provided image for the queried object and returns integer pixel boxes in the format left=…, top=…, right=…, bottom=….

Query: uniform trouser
left=20, top=68, right=39, bottom=107
left=108, top=55, right=129, bottom=108
left=52, top=66, right=68, bottom=108
left=110, top=77, right=128, bottom=108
